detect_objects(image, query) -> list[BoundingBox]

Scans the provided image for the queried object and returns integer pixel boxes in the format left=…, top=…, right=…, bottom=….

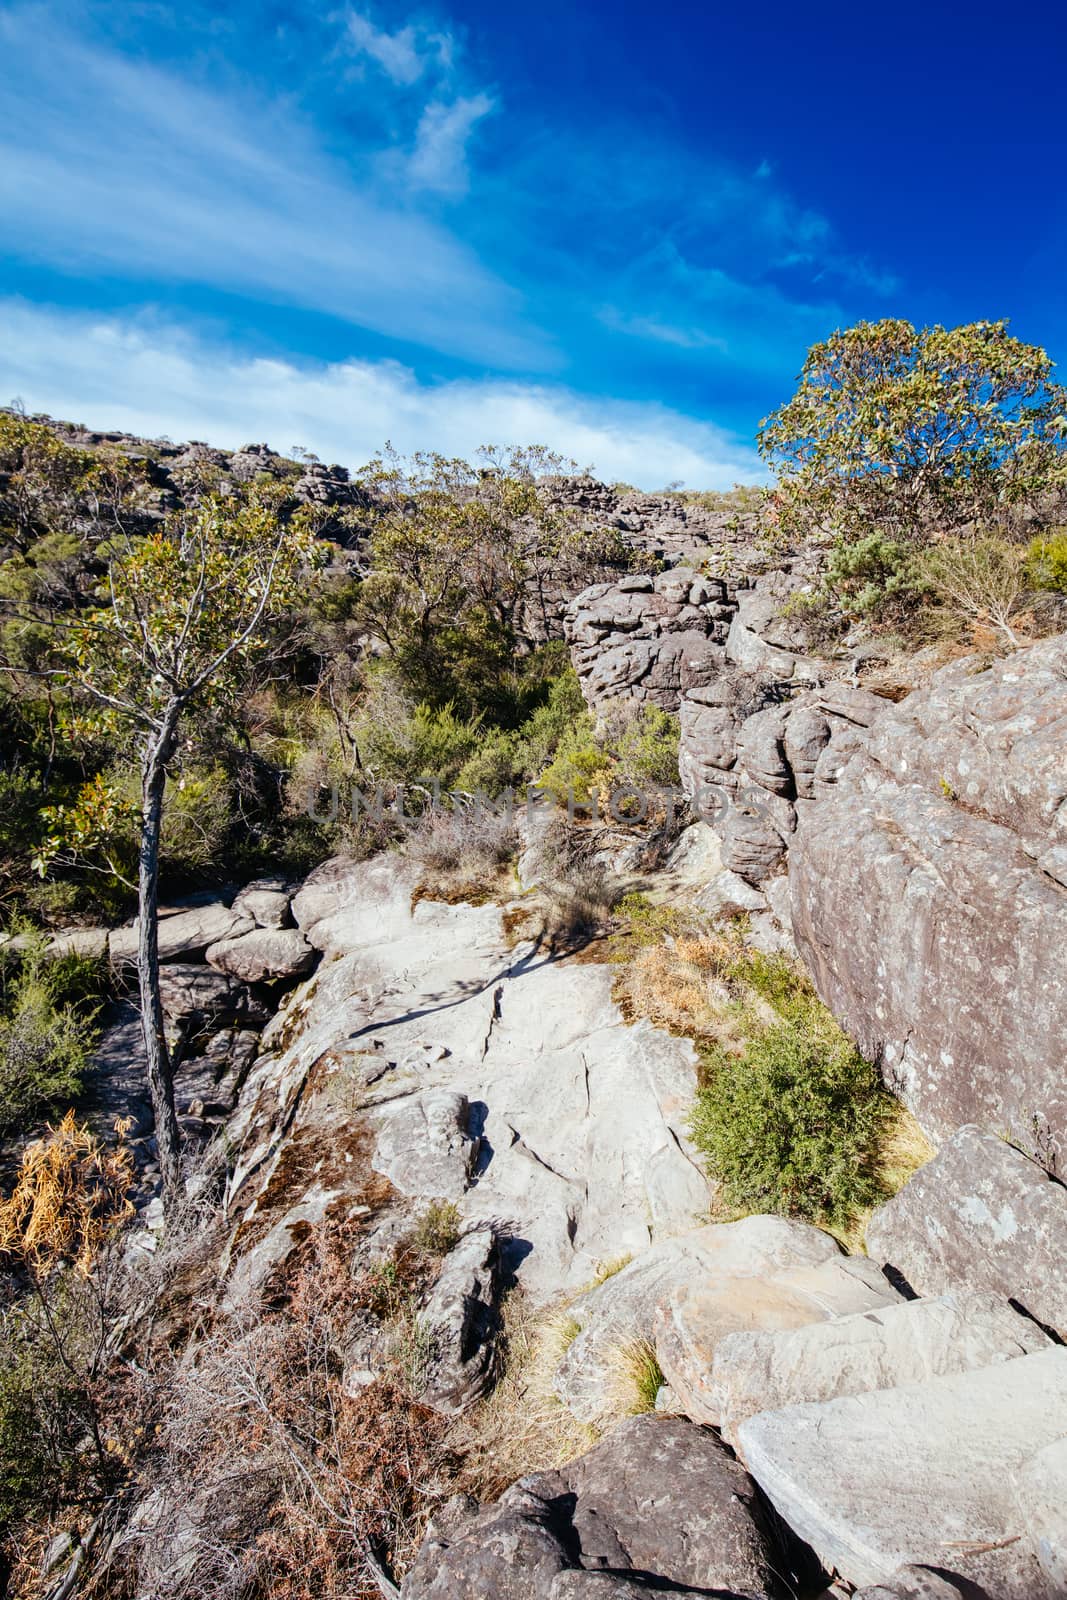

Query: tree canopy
left=758, top=319, right=1067, bottom=541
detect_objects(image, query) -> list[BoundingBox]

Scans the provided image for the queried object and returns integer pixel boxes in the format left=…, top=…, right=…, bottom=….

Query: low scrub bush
left=918, top=535, right=1030, bottom=650
left=1025, top=530, right=1067, bottom=593
left=0, top=937, right=101, bottom=1138
left=689, top=998, right=891, bottom=1229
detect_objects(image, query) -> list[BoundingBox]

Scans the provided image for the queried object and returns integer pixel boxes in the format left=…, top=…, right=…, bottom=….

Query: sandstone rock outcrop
left=737, top=1347, right=1067, bottom=1597
left=864, top=1125, right=1067, bottom=1335
left=712, top=1288, right=1048, bottom=1445
left=553, top=1215, right=898, bottom=1425
left=416, top=1227, right=500, bottom=1414
left=224, top=856, right=712, bottom=1304
left=399, top=1415, right=787, bottom=1600
left=790, top=634, right=1067, bottom=1149
left=563, top=570, right=731, bottom=710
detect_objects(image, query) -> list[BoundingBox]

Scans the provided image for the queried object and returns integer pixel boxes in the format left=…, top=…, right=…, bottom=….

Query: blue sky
left=2, top=0, right=1065, bottom=487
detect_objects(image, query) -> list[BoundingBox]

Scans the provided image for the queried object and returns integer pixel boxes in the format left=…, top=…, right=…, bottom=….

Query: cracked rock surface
left=225, top=855, right=712, bottom=1303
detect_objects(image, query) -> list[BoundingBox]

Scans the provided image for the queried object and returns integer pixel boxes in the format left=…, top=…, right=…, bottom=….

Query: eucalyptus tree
left=35, top=497, right=316, bottom=1208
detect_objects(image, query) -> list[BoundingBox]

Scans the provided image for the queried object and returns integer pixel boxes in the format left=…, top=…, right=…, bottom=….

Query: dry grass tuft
left=604, top=1336, right=664, bottom=1418
left=448, top=1293, right=597, bottom=1501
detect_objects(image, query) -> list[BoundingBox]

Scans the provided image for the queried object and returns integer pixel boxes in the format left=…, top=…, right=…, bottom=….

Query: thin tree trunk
left=137, top=707, right=182, bottom=1212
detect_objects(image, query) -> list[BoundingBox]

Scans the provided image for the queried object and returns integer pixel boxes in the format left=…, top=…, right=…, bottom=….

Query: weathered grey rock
left=714, top=1289, right=1049, bottom=1446
left=865, top=1126, right=1067, bottom=1336
left=719, top=802, right=788, bottom=882
left=231, top=879, right=292, bottom=928
left=783, top=706, right=831, bottom=798
left=554, top=1215, right=895, bottom=1425
left=226, top=860, right=712, bottom=1305
left=417, top=1228, right=499, bottom=1414
left=290, top=855, right=364, bottom=936
left=738, top=1347, right=1067, bottom=1597
left=1014, top=1437, right=1067, bottom=1592
left=400, top=1415, right=783, bottom=1599
left=205, top=926, right=315, bottom=984
left=109, top=901, right=254, bottom=964
left=46, top=927, right=109, bottom=961
left=853, top=1570, right=973, bottom=1600
left=656, top=1244, right=899, bottom=1427
left=564, top=573, right=730, bottom=711
left=157, top=963, right=248, bottom=1025
left=694, top=866, right=767, bottom=917
left=737, top=705, right=792, bottom=794
left=791, top=634, right=1067, bottom=1149
left=371, top=1090, right=480, bottom=1201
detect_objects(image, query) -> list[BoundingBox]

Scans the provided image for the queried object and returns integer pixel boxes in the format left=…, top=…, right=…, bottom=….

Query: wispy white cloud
left=0, top=303, right=765, bottom=490
left=599, top=308, right=729, bottom=352
left=345, top=12, right=429, bottom=85
left=0, top=7, right=545, bottom=370
left=408, top=92, right=495, bottom=195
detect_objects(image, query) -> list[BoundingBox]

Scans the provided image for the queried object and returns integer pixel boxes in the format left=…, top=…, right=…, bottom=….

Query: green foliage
left=0, top=934, right=100, bottom=1137
left=513, top=668, right=588, bottom=775
left=689, top=979, right=891, bottom=1229
left=535, top=715, right=607, bottom=803
left=609, top=704, right=680, bottom=786
left=1025, top=530, right=1067, bottom=593
left=408, top=1200, right=462, bottom=1258
left=613, top=891, right=688, bottom=947
left=822, top=531, right=922, bottom=619
left=759, top=319, right=1067, bottom=544
left=359, top=695, right=485, bottom=792
left=356, top=447, right=633, bottom=719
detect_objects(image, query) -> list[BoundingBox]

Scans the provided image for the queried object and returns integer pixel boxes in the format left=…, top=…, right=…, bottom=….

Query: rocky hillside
left=2, top=392, right=1066, bottom=1600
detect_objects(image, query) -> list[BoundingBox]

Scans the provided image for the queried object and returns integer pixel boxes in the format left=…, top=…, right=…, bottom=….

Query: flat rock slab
left=737, top=1346, right=1067, bottom=1597
left=654, top=1234, right=900, bottom=1427
left=400, top=1415, right=784, bottom=1599
left=715, top=1289, right=1049, bottom=1446
left=109, top=901, right=254, bottom=964
left=555, top=1214, right=870, bottom=1425
left=205, top=926, right=316, bottom=983
left=865, top=1126, right=1067, bottom=1336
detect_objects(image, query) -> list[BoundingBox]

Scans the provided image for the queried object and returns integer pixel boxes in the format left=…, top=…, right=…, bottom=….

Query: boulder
left=554, top=1215, right=896, bottom=1425
left=205, top=927, right=316, bottom=984
left=109, top=901, right=254, bottom=964
left=157, top=963, right=248, bottom=1025
left=714, top=1289, right=1049, bottom=1446
left=417, top=1228, right=499, bottom=1414
left=400, top=1415, right=784, bottom=1599
left=791, top=634, right=1067, bottom=1149
left=719, top=803, right=788, bottom=883
left=656, top=1246, right=899, bottom=1426
left=371, top=1091, right=480, bottom=1201
left=865, top=1126, right=1067, bottom=1336
left=737, top=1347, right=1067, bottom=1597
left=1013, top=1437, right=1067, bottom=1592
left=853, top=1571, right=974, bottom=1600
left=231, top=879, right=292, bottom=928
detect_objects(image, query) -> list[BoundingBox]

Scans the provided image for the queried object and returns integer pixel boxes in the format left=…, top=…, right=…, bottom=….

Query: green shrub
left=514, top=669, right=588, bottom=777
left=536, top=716, right=608, bottom=803
left=0, top=936, right=99, bottom=1136
left=610, top=705, right=680, bottom=786
left=689, top=998, right=891, bottom=1229
left=823, top=531, right=922, bottom=620
left=1025, top=530, right=1067, bottom=593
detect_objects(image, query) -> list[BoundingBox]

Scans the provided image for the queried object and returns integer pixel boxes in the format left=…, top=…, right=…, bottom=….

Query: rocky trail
left=9, top=526, right=1067, bottom=1600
